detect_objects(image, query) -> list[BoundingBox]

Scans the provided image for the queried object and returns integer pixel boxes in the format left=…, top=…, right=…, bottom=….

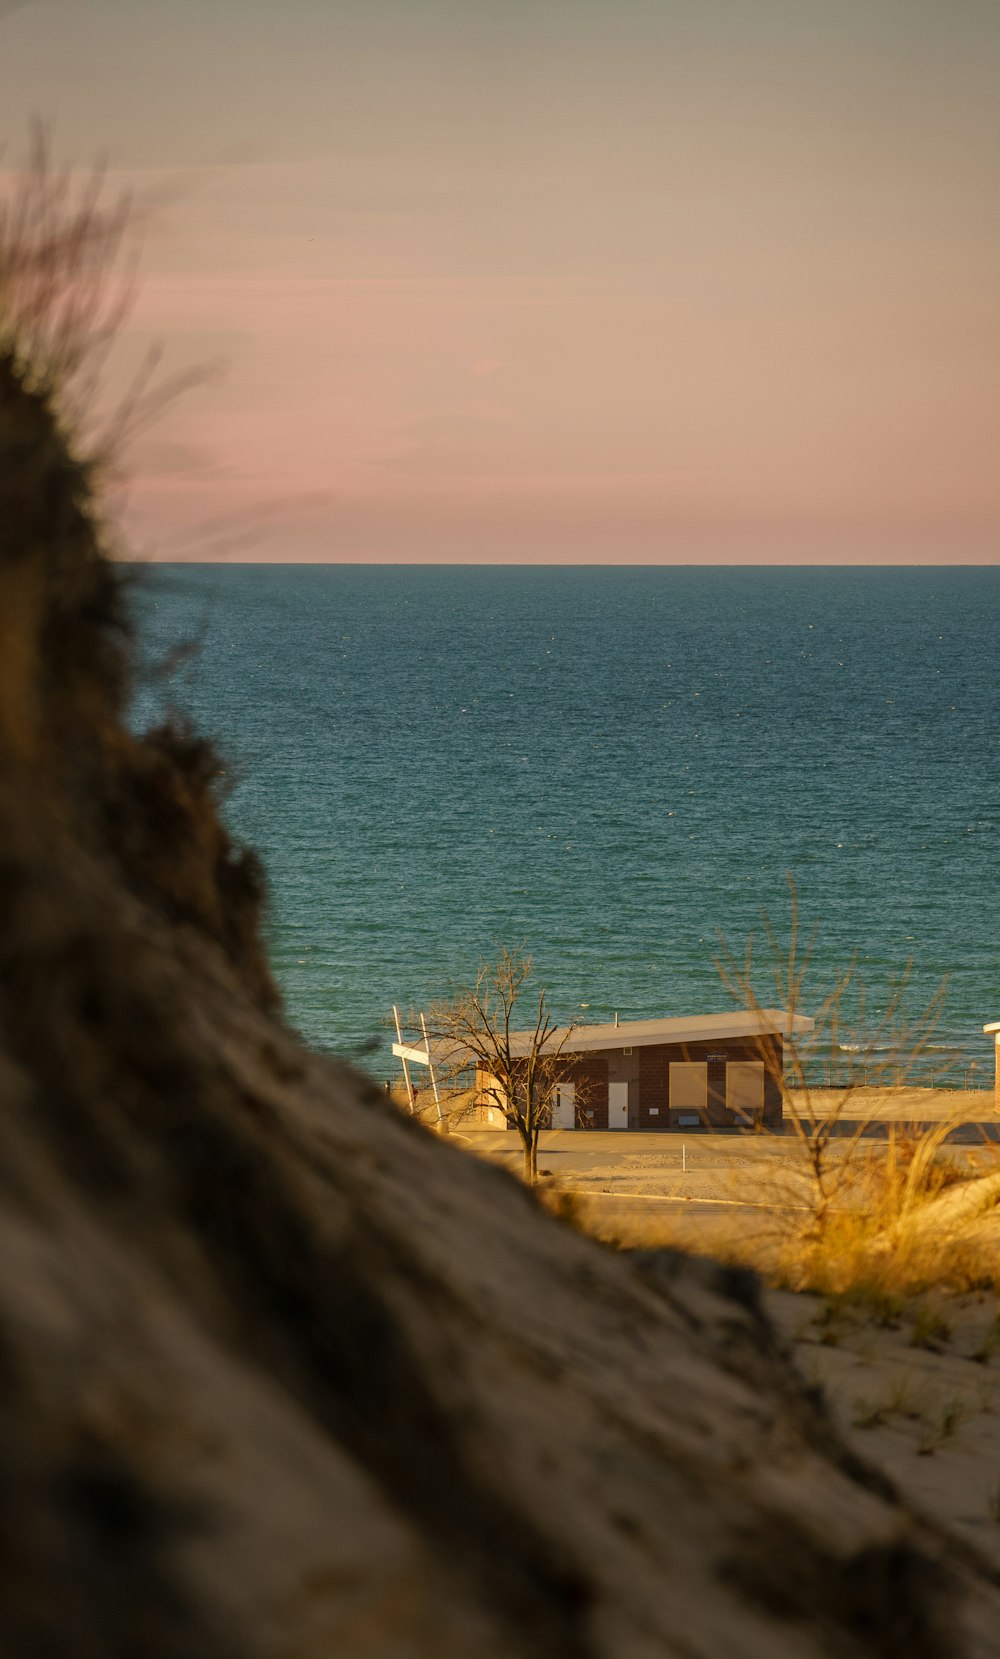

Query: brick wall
left=637, top=1038, right=783, bottom=1129
left=475, top=1058, right=611, bottom=1130
left=567, top=1054, right=609, bottom=1130
left=479, top=1040, right=784, bottom=1132
left=637, top=1044, right=670, bottom=1129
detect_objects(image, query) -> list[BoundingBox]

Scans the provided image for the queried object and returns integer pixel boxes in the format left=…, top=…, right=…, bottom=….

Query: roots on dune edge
left=2, top=342, right=1000, bottom=1658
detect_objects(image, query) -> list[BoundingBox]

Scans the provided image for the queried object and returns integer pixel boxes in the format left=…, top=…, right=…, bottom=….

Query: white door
left=552, top=1082, right=576, bottom=1129
left=608, top=1080, right=629, bottom=1129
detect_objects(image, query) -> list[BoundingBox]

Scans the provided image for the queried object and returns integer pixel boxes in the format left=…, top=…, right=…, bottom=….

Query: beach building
left=393, top=1008, right=813, bottom=1131
left=982, top=1021, right=1000, bottom=1112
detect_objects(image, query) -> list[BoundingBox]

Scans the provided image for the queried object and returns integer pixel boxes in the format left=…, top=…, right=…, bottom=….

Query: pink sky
left=2, top=0, right=999, bottom=562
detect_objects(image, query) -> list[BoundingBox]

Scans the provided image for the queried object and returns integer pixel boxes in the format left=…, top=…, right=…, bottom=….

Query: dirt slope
left=2, top=349, right=1000, bottom=1658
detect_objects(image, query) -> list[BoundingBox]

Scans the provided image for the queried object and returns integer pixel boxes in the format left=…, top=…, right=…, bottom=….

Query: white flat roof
left=505, top=1008, right=814, bottom=1057
left=391, top=1038, right=467, bottom=1069
left=394, top=1008, right=813, bottom=1067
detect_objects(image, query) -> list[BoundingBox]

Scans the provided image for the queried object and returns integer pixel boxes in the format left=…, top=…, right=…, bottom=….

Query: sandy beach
left=461, top=1087, right=997, bottom=1218
left=461, top=1085, right=1000, bottom=1563
left=770, top=1287, right=1000, bottom=1570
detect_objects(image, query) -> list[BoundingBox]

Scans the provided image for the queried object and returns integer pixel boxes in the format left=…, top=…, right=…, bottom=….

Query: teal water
left=131, top=564, right=1000, bottom=1080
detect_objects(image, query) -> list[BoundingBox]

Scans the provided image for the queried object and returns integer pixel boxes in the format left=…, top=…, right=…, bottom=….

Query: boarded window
left=727, top=1061, right=764, bottom=1117
left=669, top=1062, right=708, bottom=1110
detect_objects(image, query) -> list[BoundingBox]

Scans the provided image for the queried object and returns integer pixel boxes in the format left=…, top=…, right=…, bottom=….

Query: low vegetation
left=538, top=885, right=1000, bottom=1306
left=539, top=1103, right=1000, bottom=1307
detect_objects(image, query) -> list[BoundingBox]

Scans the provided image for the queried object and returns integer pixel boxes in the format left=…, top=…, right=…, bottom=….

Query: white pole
left=420, top=1011, right=443, bottom=1127
left=682, top=1142, right=687, bottom=1174
left=392, top=1004, right=416, bottom=1113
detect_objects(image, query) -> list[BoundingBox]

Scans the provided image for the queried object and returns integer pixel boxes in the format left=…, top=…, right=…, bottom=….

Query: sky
left=1, top=0, right=998, bottom=563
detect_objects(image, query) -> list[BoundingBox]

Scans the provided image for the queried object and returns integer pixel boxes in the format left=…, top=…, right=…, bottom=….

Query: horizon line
left=125, top=559, right=1000, bottom=570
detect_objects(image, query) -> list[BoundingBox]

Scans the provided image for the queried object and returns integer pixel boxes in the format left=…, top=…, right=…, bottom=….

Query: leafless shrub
left=0, top=127, right=215, bottom=480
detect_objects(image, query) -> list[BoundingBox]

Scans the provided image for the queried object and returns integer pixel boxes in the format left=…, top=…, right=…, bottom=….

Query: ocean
left=131, top=564, right=1000, bottom=1084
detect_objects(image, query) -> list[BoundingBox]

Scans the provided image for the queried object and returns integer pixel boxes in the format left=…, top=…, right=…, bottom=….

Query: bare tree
left=421, top=947, right=579, bottom=1184
left=715, top=875, right=957, bottom=1245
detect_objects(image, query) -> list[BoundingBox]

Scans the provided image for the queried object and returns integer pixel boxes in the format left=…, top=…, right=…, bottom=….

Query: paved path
left=459, top=1112, right=1000, bottom=1243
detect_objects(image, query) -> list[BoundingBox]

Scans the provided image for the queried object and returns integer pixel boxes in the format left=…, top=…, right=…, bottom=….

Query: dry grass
left=850, top=1373, right=973, bottom=1453
left=0, top=127, right=214, bottom=463
left=763, top=1120, right=1000, bottom=1300
left=973, top=1315, right=1000, bottom=1366
left=851, top=1371, right=921, bottom=1429
left=471, top=887, right=1000, bottom=1315
left=540, top=1115, right=1000, bottom=1308
left=916, top=1395, right=969, bottom=1456
left=0, top=143, right=279, bottom=1009
left=598, top=882, right=1000, bottom=1304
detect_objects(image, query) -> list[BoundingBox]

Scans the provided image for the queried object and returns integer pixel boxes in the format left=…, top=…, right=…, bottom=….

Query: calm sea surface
left=131, top=565, right=1000, bottom=1082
